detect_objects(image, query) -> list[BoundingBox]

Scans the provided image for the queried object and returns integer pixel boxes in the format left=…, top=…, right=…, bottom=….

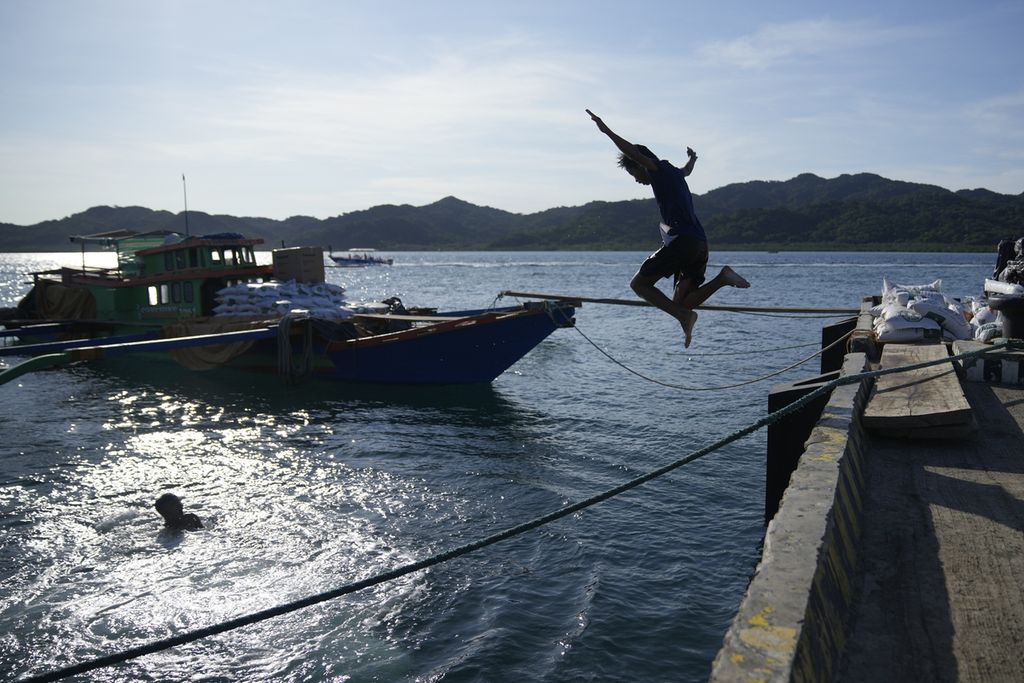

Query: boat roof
left=68, top=230, right=263, bottom=254
left=136, top=234, right=263, bottom=256
left=68, top=230, right=169, bottom=246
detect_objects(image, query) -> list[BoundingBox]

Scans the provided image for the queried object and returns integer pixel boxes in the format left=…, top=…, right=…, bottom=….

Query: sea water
left=0, top=250, right=994, bottom=682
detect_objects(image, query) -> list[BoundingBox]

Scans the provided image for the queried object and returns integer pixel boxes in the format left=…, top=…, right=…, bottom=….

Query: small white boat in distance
left=328, top=247, right=393, bottom=267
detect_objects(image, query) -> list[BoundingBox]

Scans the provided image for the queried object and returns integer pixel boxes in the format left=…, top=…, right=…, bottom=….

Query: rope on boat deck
left=277, top=312, right=314, bottom=383
left=18, top=340, right=1016, bottom=683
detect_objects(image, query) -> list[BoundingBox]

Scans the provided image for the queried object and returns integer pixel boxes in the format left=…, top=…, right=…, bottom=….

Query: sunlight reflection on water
left=1, top=250, right=996, bottom=681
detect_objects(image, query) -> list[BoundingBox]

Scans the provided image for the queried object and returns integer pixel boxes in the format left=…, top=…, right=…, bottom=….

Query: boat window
left=148, top=286, right=159, bottom=306
left=175, top=250, right=186, bottom=269
left=164, top=252, right=174, bottom=271
left=160, top=284, right=170, bottom=303
left=183, top=282, right=194, bottom=303
left=171, top=282, right=181, bottom=303
left=211, top=249, right=222, bottom=264
left=189, top=248, right=199, bottom=268
left=245, top=247, right=254, bottom=263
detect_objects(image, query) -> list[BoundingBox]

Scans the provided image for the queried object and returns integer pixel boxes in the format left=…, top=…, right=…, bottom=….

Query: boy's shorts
left=637, top=236, right=709, bottom=286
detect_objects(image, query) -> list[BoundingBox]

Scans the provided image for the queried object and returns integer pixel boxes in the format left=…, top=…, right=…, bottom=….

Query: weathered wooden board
left=863, top=343, right=973, bottom=435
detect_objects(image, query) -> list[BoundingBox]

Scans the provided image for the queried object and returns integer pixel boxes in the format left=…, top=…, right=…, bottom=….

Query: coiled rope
left=276, top=312, right=314, bottom=383
left=19, top=339, right=1014, bottom=683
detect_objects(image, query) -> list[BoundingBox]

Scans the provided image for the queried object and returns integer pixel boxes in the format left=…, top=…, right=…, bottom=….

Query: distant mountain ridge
left=2, top=173, right=1021, bottom=251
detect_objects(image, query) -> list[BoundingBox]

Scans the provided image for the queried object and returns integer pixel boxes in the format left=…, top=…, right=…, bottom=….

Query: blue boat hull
left=321, top=303, right=574, bottom=384
left=1, top=303, right=575, bottom=386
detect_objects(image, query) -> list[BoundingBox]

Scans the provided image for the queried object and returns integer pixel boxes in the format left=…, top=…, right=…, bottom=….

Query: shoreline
left=0, top=244, right=998, bottom=254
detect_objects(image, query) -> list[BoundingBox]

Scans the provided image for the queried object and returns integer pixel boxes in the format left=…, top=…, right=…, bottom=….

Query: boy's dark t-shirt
left=648, top=159, right=707, bottom=242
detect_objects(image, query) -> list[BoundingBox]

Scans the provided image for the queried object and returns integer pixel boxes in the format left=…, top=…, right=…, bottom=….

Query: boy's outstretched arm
left=681, top=146, right=697, bottom=176
left=586, top=109, right=658, bottom=172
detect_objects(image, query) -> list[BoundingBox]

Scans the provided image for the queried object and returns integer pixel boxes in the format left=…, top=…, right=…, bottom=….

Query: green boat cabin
left=29, top=230, right=273, bottom=323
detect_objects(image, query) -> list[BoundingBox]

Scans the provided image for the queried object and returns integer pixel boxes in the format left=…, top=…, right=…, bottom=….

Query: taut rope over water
left=498, top=290, right=860, bottom=316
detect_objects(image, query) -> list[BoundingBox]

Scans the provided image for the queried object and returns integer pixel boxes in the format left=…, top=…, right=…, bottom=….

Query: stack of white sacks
left=212, top=281, right=382, bottom=321
left=871, top=278, right=983, bottom=343
left=967, top=297, right=1004, bottom=342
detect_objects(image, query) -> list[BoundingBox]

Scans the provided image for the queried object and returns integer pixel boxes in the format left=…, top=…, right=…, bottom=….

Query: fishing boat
left=0, top=230, right=575, bottom=385
left=328, top=247, right=393, bottom=267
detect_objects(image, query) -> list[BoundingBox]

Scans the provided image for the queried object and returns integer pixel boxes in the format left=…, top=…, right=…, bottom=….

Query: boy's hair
left=617, top=144, right=658, bottom=176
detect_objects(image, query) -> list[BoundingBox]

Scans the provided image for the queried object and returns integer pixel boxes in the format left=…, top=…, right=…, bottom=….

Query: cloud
left=697, top=19, right=921, bottom=70
left=963, top=88, right=1024, bottom=141
left=146, top=38, right=604, bottom=168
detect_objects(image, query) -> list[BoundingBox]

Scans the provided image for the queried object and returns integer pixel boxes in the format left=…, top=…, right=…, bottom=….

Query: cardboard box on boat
left=273, top=246, right=325, bottom=284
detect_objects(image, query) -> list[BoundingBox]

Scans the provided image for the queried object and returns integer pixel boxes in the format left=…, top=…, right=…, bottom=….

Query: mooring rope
left=567, top=319, right=852, bottom=391
left=18, top=340, right=1015, bottom=683
left=681, top=341, right=820, bottom=357
left=539, top=301, right=850, bottom=390
left=726, top=310, right=854, bottom=319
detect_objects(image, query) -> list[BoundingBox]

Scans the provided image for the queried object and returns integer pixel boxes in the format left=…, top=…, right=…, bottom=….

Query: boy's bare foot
left=720, top=266, right=750, bottom=288
left=680, top=310, right=697, bottom=348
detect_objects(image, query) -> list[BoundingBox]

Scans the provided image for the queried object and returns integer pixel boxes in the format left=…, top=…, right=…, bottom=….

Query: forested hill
left=2, top=173, right=1022, bottom=252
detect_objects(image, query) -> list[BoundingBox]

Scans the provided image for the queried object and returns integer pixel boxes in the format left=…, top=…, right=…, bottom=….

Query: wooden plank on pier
left=863, top=343, right=974, bottom=437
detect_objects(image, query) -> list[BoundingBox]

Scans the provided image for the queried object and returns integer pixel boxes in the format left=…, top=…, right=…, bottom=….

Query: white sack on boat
left=875, top=322, right=942, bottom=343
left=971, top=306, right=1000, bottom=327
left=975, top=322, right=1004, bottom=342
left=888, top=277, right=942, bottom=295
left=984, top=278, right=1024, bottom=296
left=908, top=298, right=973, bottom=340
left=874, top=304, right=939, bottom=328
left=213, top=281, right=353, bottom=320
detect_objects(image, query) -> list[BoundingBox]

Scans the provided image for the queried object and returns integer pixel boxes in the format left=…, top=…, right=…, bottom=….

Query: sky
left=1, top=0, right=1022, bottom=226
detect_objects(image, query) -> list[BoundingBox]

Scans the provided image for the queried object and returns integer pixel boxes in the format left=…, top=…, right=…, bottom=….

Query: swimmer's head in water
left=155, top=493, right=184, bottom=521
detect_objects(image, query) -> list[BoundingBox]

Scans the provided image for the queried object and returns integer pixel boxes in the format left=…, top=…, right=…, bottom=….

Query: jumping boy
left=587, top=109, right=749, bottom=347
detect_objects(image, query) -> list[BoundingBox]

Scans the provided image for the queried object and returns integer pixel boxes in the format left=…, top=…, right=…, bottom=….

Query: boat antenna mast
left=181, top=173, right=190, bottom=236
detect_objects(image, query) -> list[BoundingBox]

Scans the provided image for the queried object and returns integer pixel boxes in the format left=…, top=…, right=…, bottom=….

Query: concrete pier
left=711, top=345, right=1024, bottom=682
left=838, top=380, right=1024, bottom=682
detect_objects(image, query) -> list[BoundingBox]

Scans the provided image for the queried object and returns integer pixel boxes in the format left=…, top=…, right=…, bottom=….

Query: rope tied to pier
left=533, top=298, right=851, bottom=391
left=18, top=339, right=1017, bottom=683
left=568, top=320, right=853, bottom=391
